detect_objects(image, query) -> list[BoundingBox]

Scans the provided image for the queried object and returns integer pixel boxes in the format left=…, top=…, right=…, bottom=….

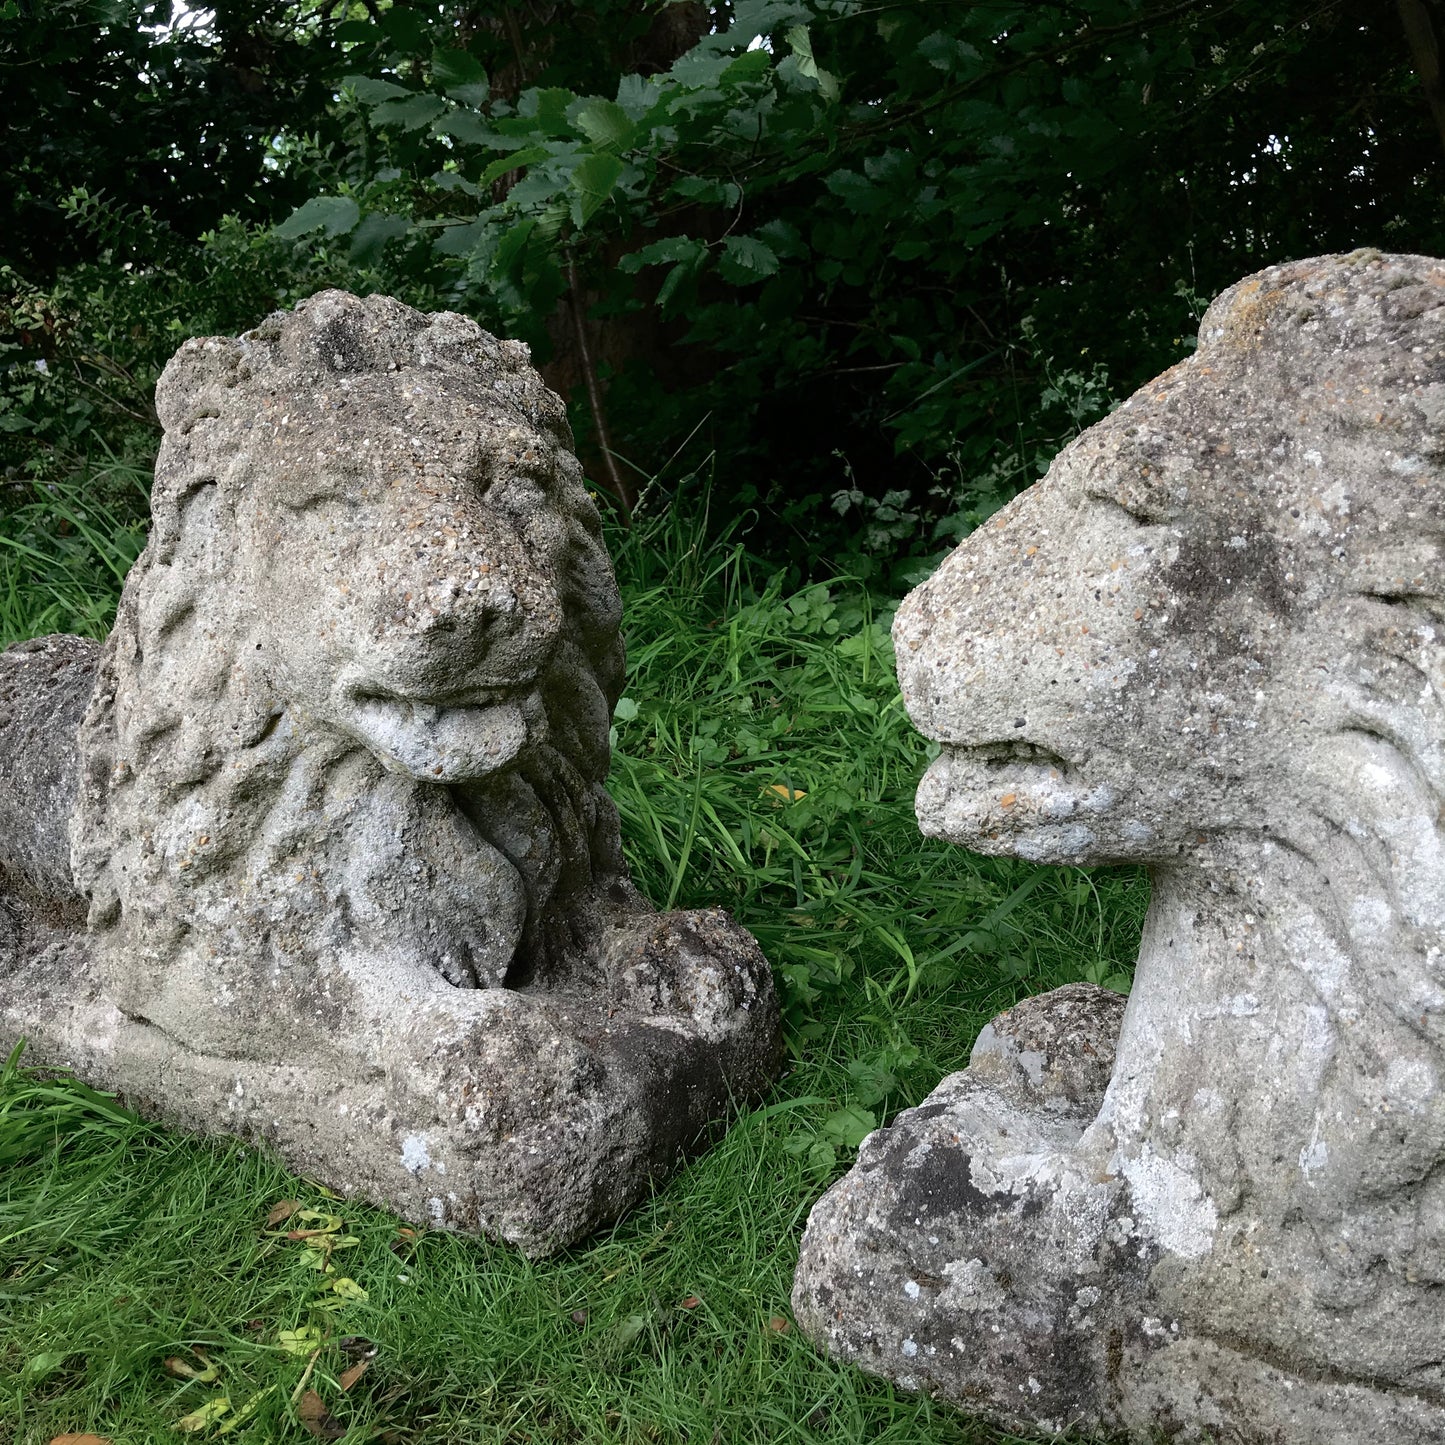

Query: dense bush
left=4, top=1, right=1443, bottom=567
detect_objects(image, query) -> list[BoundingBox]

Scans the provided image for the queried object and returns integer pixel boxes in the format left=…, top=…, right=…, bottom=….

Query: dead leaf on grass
left=679, top=1296, right=701, bottom=1310
left=766, top=1315, right=791, bottom=1334
left=163, top=1349, right=219, bottom=1382
left=47, top=1435, right=111, bottom=1445
left=265, top=1199, right=303, bottom=1227
left=337, top=1356, right=371, bottom=1392
left=297, top=1389, right=345, bottom=1440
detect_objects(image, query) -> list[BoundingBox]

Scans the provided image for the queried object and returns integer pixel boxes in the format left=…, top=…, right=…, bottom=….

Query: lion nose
left=413, top=566, right=560, bottom=664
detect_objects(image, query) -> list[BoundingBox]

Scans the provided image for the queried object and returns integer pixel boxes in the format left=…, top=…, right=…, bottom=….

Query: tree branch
left=565, top=257, right=634, bottom=522
left=1398, top=0, right=1445, bottom=156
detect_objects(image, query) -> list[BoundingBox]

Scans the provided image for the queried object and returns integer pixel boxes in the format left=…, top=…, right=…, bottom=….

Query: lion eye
left=490, top=474, right=548, bottom=515
left=1087, top=490, right=1163, bottom=526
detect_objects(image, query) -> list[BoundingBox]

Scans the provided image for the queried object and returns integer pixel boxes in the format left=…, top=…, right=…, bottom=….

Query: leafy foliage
left=262, top=0, right=1445, bottom=534
left=4, top=2, right=1442, bottom=547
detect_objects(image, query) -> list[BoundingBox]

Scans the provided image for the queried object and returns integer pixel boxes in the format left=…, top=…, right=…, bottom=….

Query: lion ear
left=155, top=335, right=248, bottom=434
left=278, top=289, right=424, bottom=375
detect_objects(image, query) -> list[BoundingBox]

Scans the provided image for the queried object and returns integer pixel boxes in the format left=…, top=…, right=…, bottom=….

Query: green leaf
left=431, top=169, right=483, bottom=196
left=433, top=219, right=488, bottom=257
left=348, top=75, right=409, bottom=105
left=273, top=196, right=360, bottom=240
left=613, top=697, right=639, bottom=722
left=277, top=1326, right=322, bottom=1356
left=432, top=112, right=531, bottom=149
left=24, top=1350, right=67, bottom=1377
left=432, top=47, right=489, bottom=106
left=492, top=216, right=538, bottom=280
left=349, top=212, right=410, bottom=265
left=520, top=86, right=578, bottom=136
left=330, top=1276, right=369, bottom=1301
left=823, top=169, right=879, bottom=215
left=569, top=151, right=624, bottom=226
left=820, top=1104, right=876, bottom=1149
left=718, top=234, right=780, bottom=284
left=372, top=94, right=446, bottom=130
left=480, top=145, right=548, bottom=186
left=656, top=258, right=701, bottom=309
left=918, top=31, right=982, bottom=74
left=629, top=236, right=707, bottom=268
left=572, top=97, right=637, bottom=151
left=336, top=19, right=381, bottom=44
left=784, top=25, right=840, bottom=99
left=721, top=49, right=773, bottom=85
left=380, top=5, right=428, bottom=51
left=615, top=73, right=664, bottom=121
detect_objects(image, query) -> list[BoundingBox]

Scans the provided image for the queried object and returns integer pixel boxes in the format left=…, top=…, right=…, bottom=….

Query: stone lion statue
left=794, top=252, right=1445, bottom=1442
left=0, top=291, right=781, bottom=1252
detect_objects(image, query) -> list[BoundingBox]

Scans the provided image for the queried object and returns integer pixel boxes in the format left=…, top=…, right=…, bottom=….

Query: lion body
left=0, top=292, right=782, bottom=1251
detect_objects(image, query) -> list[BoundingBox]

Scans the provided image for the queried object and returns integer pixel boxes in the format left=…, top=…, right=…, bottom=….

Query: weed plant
left=0, top=482, right=1145, bottom=1443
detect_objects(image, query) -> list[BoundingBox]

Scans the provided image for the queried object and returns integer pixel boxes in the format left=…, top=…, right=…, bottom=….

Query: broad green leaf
left=670, top=175, right=740, bottom=207
left=273, top=196, right=360, bottom=240
left=433, top=219, right=488, bottom=258
left=718, top=234, right=780, bottom=284
left=722, top=49, right=773, bottom=85
left=629, top=236, right=707, bottom=268
left=480, top=145, right=549, bottom=186
left=569, top=151, right=624, bottom=226
left=571, top=98, right=636, bottom=151
left=371, top=94, right=445, bottom=130
left=431, top=169, right=483, bottom=196
left=330, top=1276, right=369, bottom=1301
left=492, top=217, right=536, bottom=278
left=820, top=1103, right=876, bottom=1148
left=347, top=75, right=409, bottom=105
left=918, top=31, right=981, bottom=74
left=277, top=1326, right=323, bottom=1355
left=519, top=86, right=577, bottom=136
left=380, top=5, right=428, bottom=50
left=783, top=25, right=839, bottom=99
left=615, top=73, right=664, bottom=121
left=613, top=697, right=639, bottom=722
left=432, top=47, right=488, bottom=106
left=348, top=212, right=409, bottom=265
left=432, top=111, right=503, bottom=147
left=24, top=1350, right=67, bottom=1377
left=335, top=20, right=380, bottom=43
left=656, top=259, right=700, bottom=310
left=669, top=52, right=731, bottom=88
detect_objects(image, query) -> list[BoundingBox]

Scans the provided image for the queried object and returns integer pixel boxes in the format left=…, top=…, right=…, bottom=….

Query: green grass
left=0, top=483, right=1146, bottom=1444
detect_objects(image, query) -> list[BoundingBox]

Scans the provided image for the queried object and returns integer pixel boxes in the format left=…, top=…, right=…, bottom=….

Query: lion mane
left=71, top=291, right=632, bottom=1047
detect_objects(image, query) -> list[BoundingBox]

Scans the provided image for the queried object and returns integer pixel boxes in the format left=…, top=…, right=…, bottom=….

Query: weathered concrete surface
left=0, top=290, right=782, bottom=1253
left=793, top=251, right=1445, bottom=1440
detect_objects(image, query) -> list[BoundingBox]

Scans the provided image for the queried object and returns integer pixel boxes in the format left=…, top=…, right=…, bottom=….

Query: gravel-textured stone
left=793, top=251, right=1445, bottom=1440
left=0, top=290, right=782, bottom=1253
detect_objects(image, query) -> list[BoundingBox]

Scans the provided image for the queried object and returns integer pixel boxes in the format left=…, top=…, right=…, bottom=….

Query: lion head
left=896, top=251, right=1445, bottom=889
left=71, top=291, right=630, bottom=1047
